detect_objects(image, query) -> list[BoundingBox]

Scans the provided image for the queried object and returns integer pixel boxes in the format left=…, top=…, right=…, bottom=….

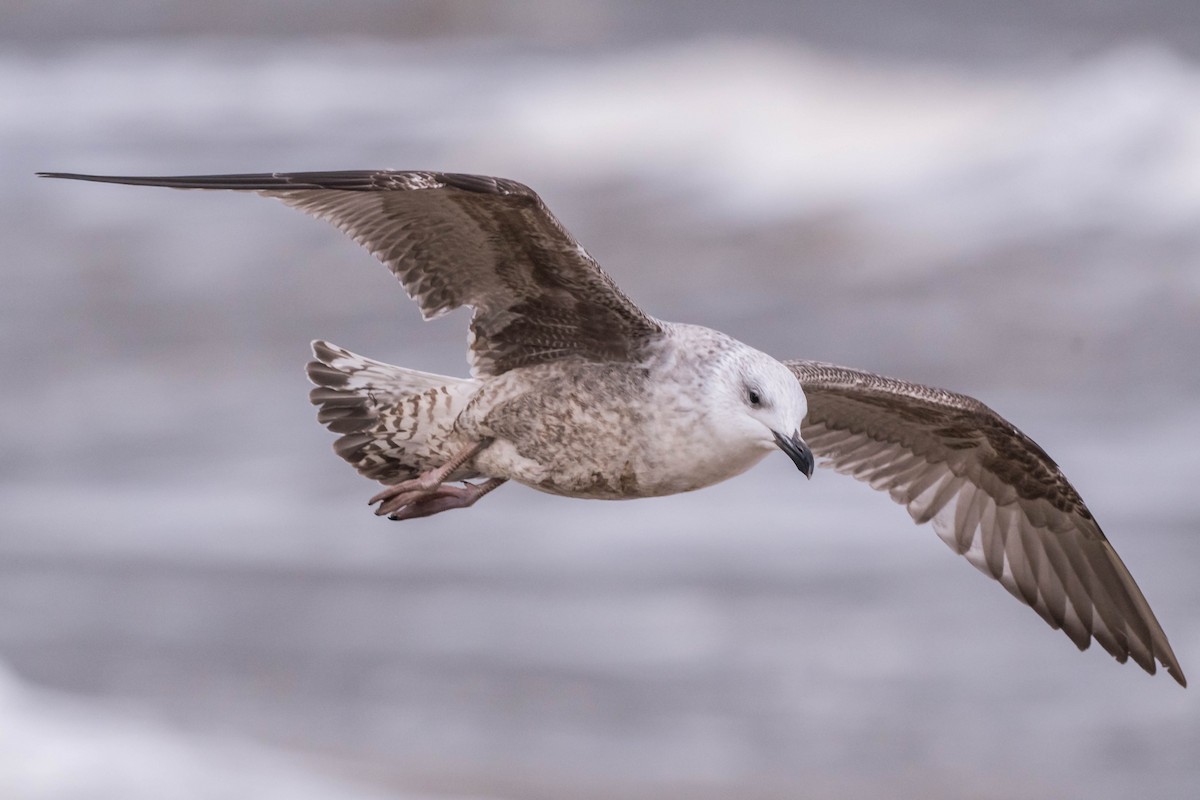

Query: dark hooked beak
left=773, top=429, right=814, bottom=479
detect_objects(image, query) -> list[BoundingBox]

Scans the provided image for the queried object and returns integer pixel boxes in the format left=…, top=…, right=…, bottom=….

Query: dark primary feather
left=788, top=360, right=1186, bottom=686
left=38, top=170, right=664, bottom=376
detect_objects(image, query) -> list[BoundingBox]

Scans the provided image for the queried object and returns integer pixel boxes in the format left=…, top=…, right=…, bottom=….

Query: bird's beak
left=773, top=429, right=814, bottom=479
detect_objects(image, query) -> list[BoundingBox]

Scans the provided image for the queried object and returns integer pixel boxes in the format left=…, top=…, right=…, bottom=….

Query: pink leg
left=381, top=478, right=507, bottom=521
left=368, top=440, right=503, bottom=520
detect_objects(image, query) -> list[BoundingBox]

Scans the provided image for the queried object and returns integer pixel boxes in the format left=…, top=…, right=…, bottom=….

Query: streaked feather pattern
left=789, top=360, right=1185, bottom=686
left=306, top=340, right=478, bottom=485
left=40, top=171, right=663, bottom=376
left=39, top=170, right=1184, bottom=685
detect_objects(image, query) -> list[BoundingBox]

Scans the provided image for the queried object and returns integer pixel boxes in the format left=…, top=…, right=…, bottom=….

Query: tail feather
left=307, top=340, right=450, bottom=396
left=306, top=340, right=476, bottom=484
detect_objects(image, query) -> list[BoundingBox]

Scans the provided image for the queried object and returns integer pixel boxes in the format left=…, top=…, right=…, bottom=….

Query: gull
left=39, top=170, right=1186, bottom=686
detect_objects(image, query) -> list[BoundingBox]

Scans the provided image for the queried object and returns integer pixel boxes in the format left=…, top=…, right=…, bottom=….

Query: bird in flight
left=40, top=169, right=1186, bottom=686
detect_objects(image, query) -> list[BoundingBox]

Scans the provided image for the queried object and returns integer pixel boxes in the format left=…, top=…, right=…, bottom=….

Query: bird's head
left=722, top=349, right=814, bottom=478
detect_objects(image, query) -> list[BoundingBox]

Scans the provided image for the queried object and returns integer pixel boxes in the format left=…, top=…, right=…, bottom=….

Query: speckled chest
left=455, top=328, right=771, bottom=499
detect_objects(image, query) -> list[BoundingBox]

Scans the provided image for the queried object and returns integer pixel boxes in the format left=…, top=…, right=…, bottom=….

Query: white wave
left=0, top=661, right=451, bottom=800
left=9, top=38, right=1200, bottom=245
left=489, top=40, right=1200, bottom=255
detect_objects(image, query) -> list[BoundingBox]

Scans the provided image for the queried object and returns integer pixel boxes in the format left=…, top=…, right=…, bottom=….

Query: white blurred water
left=2, top=27, right=1199, bottom=800
left=0, top=665, right=414, bottom=800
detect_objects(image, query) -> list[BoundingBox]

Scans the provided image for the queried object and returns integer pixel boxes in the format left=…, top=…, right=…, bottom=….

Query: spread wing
left=39, top=171, right=664, bottom=376
left=788, top=360, right=1186, bottom=686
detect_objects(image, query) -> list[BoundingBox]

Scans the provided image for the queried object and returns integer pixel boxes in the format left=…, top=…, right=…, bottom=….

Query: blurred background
left=3, top=2, right=1199, bottom=798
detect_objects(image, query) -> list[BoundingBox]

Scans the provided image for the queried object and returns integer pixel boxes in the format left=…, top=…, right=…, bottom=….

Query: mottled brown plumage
left=789, top=361, right=1184, bottom=686
left=40, top=169, right=1185, bottom=686
left=41, top=171, right=662, bottom=377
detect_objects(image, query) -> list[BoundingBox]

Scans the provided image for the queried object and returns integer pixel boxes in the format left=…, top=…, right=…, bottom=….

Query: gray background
left=2, top=2, right=1198, bottom=798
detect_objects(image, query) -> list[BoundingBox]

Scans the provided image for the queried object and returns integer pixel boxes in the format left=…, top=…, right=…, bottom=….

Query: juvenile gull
left=40, top=170, right=1185, bottom=686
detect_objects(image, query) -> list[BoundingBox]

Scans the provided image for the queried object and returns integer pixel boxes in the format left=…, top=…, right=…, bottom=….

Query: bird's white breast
left=461, top=325, right=779, bottom=499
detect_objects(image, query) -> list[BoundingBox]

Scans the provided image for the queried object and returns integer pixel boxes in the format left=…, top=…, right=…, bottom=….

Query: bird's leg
left=382, top=478, right=507, bottom=521
left=368, top=439, right=500, bottom=520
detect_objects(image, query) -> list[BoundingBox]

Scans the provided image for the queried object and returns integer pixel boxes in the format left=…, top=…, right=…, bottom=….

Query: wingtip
left=37, top=172, right=123, bottom=183
left=38, top=172, right=116, bottom=181
left=1168, top=663, right=1187, bottom=688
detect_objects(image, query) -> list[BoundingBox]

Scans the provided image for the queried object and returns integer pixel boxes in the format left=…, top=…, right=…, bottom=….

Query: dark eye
left=747, top=388, right=762, bottom=407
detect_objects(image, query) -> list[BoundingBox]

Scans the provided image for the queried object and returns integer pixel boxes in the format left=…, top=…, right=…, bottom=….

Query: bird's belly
left=473, top=423, right=772, bottom=500
left=460, top=359, right=775, bottom=500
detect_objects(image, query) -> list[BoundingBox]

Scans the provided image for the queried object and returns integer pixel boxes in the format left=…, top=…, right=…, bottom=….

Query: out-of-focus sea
left=2, top=5, right=1198, bottom=799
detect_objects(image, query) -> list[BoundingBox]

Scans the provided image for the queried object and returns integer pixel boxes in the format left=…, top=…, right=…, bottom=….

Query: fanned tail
left=306, top=341, right=477, bottom=484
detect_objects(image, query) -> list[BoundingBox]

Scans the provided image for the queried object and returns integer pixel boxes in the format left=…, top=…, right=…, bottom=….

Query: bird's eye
left=747, top=388, right=762, bottom=407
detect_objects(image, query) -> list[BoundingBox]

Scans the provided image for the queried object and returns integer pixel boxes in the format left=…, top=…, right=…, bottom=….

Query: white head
left=714, top=343, right=814, bottom=478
